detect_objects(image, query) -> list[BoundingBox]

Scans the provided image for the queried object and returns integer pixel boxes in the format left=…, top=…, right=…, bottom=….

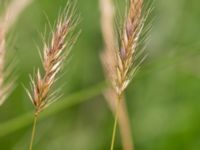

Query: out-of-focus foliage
left=0, top=0, right=200, bottom=149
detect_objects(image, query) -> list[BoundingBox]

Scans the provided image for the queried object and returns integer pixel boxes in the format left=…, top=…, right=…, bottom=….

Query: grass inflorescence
left=27, top=3, right=80, bottom=150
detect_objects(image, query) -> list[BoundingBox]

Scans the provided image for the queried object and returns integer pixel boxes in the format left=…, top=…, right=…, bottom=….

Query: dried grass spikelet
left=106, top=0, right=148, bottom=149
left=27, top=4, right=79, bottom=150
left=0, top=28, right=7, bottom=106
left=99, top=0, right=134, bottom=150
left=0, top=27, right=13, bottom=106
left=27, top=9, right=79, bottom=116
left=0, top=27, right=15, bottom=106
left=115, top=0, right=145, bottom=96
left=0, top=0, right=32, bottom=106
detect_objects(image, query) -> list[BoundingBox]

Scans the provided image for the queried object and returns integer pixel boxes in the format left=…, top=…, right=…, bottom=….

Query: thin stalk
left=110, top=94, right=121, bottom=150
left=0, top=82, right=105, bottom=138
left=118, top=100, right=134, bottom=150
left=29, top=113, right=38, bottom=150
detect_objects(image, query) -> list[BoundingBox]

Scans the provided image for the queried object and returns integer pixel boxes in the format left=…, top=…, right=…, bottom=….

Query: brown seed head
left=28, top=9, right=79, bottom=114
left=0, top=0, right=32, bottom=106
left=116, top=0, right=144, bottom=95
left=0, top=27, right=6, bottom=105
left=0, top=26, right=15, bottom=106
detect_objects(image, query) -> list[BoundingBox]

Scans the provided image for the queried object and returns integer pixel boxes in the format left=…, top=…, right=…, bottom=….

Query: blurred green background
left=0, top=0, right=200, bottom=149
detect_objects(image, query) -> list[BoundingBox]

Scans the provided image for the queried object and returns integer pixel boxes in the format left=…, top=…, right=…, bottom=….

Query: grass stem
left=29, top=113, right=38, bottom=150
left=110, top=94, right=121, bottom=150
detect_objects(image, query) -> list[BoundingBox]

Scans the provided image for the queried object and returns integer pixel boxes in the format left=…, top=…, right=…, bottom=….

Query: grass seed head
left=115, top=0, right=144, bottom=95
left=28, top=5, right=79, bottom=114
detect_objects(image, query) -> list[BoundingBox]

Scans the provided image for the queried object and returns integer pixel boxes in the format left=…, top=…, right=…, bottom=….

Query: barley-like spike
left=0, top=0, right=32, bottom=106
left=28, top=6, right=79, bottom=114
left=99, top=0, right=147, bottom=149
left=115, top=0, right=145, bottom=96
left=27, top=3, right=80, bottom=150
left=0, top=27, right=14, bottom=106
left=108, top=0, right=150, bottom=149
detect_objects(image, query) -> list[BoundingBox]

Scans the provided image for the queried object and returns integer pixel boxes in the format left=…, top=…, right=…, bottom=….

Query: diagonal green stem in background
left=0, top=82, right=106, bottom=138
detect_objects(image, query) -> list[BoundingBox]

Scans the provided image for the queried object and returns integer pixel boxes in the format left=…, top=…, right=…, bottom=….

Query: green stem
left=110, top=94, right=121, bottom=150
left=29, top=113, right=38, bottom=150
left=0, top=82, right=106, bottom=138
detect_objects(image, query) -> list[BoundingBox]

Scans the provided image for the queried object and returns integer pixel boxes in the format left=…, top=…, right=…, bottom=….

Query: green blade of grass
left=0, top=82, right=106, bottom=137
